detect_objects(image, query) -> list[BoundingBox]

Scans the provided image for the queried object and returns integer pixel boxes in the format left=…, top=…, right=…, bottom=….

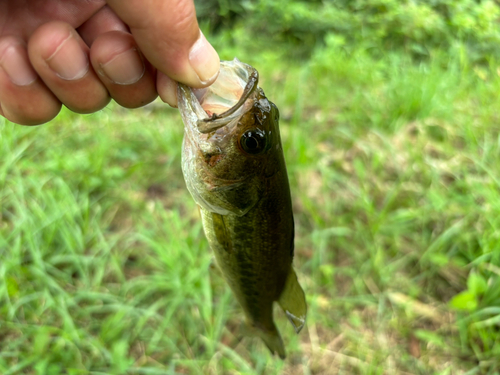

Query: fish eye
left=240, top=129, right=267, bottom=155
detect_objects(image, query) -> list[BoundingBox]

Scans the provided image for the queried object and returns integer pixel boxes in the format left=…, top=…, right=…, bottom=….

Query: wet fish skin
left=178, top=60, right=306, bottom=358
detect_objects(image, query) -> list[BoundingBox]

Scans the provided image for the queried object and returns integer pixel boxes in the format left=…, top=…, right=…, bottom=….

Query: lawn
left=1, top=4, right=500, bottom=374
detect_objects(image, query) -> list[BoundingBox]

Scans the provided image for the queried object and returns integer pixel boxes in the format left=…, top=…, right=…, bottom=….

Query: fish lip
left=177, top=60, right=259, bottom=134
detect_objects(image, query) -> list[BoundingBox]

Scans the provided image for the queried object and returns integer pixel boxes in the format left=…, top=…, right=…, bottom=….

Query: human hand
left=0, top=0, right=220, bottom=125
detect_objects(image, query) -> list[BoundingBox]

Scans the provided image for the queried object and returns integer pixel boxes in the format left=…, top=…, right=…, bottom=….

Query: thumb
left=105, top=0, right=219, bottom=88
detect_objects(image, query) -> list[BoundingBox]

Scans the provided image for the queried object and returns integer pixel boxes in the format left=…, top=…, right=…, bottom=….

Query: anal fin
left=241, top=322, right=286, bottom=359
left=259, top=326, right=286, bottom=359
left=278, top=267, right=307, bottom=333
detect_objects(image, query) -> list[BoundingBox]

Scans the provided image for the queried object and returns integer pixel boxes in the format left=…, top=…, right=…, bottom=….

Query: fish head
left=178, top=59, right=282, bottom=216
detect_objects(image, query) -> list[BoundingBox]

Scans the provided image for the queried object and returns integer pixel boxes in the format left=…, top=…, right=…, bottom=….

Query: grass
left=1, top=32, right=500, bottom=374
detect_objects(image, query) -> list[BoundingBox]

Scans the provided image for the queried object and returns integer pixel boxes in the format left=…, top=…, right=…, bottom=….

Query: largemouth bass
left=178, top=59, right=306, bottom=358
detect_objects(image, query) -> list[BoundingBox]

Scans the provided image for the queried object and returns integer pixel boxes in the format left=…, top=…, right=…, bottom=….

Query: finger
left=0, top=37, right=61, bottom=125
left=157, top=72, right=178, bottom=108
left=90, top=31, right=157, bottom=108
left=28, top=21, right=110, bottom=114
left=106, top=0, right=219, bottom=88
left=2, top=0, right=106, bottom=40
left=78, top=5, right=129, bottom=46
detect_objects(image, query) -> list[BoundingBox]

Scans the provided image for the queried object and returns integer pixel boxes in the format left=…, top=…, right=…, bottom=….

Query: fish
left=177, top=58, right=306, bottom=359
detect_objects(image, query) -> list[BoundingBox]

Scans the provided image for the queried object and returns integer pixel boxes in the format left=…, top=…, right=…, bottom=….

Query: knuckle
left=0, top=36, right=25, bottom=59
left=170, top=1, right=195, bottom=32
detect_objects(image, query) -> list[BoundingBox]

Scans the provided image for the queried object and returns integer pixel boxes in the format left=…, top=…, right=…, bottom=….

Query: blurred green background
left=2, top=0, right=500, bottom=373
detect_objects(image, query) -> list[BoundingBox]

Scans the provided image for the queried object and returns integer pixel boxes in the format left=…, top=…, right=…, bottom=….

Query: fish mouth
left=177, top=58, right=259, bottom=134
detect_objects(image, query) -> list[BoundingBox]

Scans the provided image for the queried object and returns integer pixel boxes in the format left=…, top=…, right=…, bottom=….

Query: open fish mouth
left=177, top=58, right=259, bottom=134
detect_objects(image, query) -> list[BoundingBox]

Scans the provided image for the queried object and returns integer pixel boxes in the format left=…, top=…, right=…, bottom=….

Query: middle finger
left=27, top=21, right=110, bottom=114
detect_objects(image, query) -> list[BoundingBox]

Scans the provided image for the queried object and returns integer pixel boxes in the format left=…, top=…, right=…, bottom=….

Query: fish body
left=178, top=59, right=306, bottom=358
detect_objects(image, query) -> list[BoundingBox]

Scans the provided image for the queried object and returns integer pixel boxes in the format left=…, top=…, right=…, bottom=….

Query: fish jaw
left=177, top=83, right=216, bottom=157
left=177, top=58, right=256, bottom=133
left=178, top=60, right=266, bottom=216
left=178, top=80, right=248, bottom=215
left=177, top=58, right=258, bottom=155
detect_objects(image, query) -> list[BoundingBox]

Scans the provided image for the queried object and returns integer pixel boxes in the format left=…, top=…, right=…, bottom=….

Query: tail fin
left=241, top=322, right=286, bottom=359
left=278, top=267, right=307, bottom=333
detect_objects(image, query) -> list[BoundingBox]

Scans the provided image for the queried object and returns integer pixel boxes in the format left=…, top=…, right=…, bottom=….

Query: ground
left=1, top=27, right=500, bottom=375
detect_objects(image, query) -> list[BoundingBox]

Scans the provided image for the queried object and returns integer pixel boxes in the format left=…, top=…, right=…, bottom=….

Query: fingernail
left=46, top=33, right=88, bottom=80
left=0, top=45, right=37, bottom=86
left=189, top=31, right=220, bottom=85
left=99, top=48, right=145, bottom=85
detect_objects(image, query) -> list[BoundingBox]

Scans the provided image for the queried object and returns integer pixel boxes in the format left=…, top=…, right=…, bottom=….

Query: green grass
left=1, top=35, right=500, bottom=374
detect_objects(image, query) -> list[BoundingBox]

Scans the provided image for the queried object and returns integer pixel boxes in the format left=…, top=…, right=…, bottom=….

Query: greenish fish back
left=278, top=268, right=307, bottom=333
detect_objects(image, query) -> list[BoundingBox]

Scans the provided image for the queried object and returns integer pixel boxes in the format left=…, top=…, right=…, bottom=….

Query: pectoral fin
left=212, top=213, right=232, bottom=253
left=278, top=268, right=307, bottom=333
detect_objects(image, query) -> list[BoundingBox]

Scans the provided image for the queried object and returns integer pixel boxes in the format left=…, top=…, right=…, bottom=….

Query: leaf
left=429, top=253, right=449, bottom=267
left=467, top=272, right=487, bottom=297
left=450, top=291, right=478, bottom=312
left=414, top=329, right=446, bottom=348
left=6, top=276, right=19, bottom=298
